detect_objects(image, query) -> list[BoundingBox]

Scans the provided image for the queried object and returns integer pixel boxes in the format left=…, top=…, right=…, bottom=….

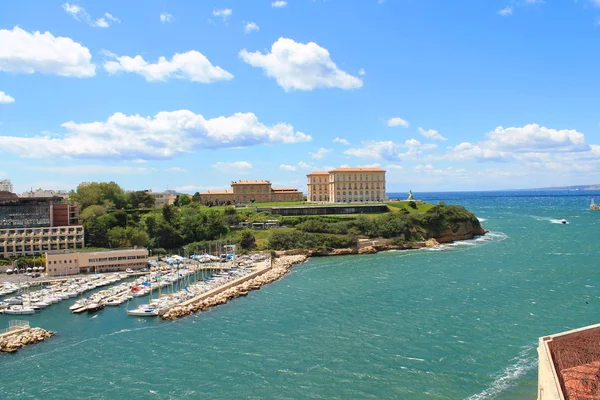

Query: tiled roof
left=200, top=190, right=232, bottom=195
left=231, top=180, right=271, bottom=184
left=307, top=171, right=329, bottom=175
left=330, top=168, right=386, bottom=172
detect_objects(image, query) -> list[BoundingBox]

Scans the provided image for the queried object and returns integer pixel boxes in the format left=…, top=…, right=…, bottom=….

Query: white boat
left=126, top=304, right=159, bottom=317
left=560, top=219, right=569, bottom=224
left=70, top=299, right=90, bottom=311
left=104, top=297, right=124, bottom=306
left=31, top=301, right=49, bottom=308
left=4, top=305, right=35, bottom=315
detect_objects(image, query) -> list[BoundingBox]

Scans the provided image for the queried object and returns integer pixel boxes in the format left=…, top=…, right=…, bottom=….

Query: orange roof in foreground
left=330, top=168, right=386, bottom=172
left=561, top=360, right=600, bottom=400
left=307, top=171, right=329, bottom=175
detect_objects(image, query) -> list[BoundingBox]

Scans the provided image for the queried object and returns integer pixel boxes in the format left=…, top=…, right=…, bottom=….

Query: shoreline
left=161, top=229, right=487, bottom=321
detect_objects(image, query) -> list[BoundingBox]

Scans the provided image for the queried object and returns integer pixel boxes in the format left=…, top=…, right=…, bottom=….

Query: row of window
left=87, top=255, right=147, bottom=263
left=309, top=174, right=384, bottom=184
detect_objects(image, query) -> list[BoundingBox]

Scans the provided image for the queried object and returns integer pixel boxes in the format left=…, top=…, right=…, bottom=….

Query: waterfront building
left=199, top=180, right=303, bottom=205
left=45, top=248, right=148, bottom=276
left=537, top=323, right=600, bottom=399
left=0, top=179, right=13, bottom=193
left=307, top=168, right=387, bottom=203
left=0, top=196, right=82, bottom=258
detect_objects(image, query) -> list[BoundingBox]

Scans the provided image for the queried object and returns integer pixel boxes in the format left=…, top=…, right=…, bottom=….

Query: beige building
left=45, top=248, right=149, bottom=276
left=199, top=180, right=303, bottom=205
left=147, top=191, right=176, bottom=208
left=537, top=322, right=600, bottom=400
left=307, top=168, right=387, bottom=203
left=0, top=226, right=84, bottom=259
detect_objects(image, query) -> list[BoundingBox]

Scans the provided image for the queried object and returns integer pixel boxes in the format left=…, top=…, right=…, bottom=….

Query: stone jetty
left=162, top=255, right=307, bottom=320
left=0, top=327, right=55, bottom=353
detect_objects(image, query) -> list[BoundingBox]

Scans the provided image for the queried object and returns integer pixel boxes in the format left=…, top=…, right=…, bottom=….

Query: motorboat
left=70, top=299, right=90, bottom=311
left=126, top=304, right=159, bottom=317
left=86, top=303, right=105, bottom=313
left=560, top=219, right=569, bottom=224
left=4, top=305, right=35, bottom=315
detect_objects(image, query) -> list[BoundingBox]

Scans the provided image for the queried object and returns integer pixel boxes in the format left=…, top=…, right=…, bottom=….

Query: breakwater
left=0, top=327, right=55, bottom=353
left=162, top=255, right=307, bottom=320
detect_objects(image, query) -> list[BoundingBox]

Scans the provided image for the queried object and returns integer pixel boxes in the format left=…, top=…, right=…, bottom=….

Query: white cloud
left=62, top=3, right=120, bottom=28
left=160, top=13, right=174, bottom=24
left=280, top=164, right=297, bottom=171
left=486, top=124, right=588, bottom=152
left=272, top=1, right=288, bottom=7
left=333, top=137, right=350, bottom=145
left=418, top=127, right=447, bottom=141
left=244, top=22, right=260, bottom=34
left=447, top=142, right=509, bottom=162
left=310, top=147, right=331, bottom=160
left=345, top=139, right=437, bottom=161
left=213, top=8, right=232, bottom=22
left=387, top=117, right=409, bottom=128
left=0, top=110, right=312, bottom=160
left=0, top=91, right=15, bottom=104
left=239, top=37, right=363, bottom=91
left=103, top=50, right=233, bottom=83
left=167, top=167, right=187, bottom=172
left=297, top=161, right=312, bottom=169
left=211, top=161, right=253, bottom=172
left=0, top=26, right=95, bottom=77
left=27, top=165, right=151, bottom=174
left=498, top=6, right=513, bottom=16
left=358, top=68, right=366, bottom=76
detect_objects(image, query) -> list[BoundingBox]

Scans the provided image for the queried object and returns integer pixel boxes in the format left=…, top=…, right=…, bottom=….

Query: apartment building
left=0, top=196, right=82, bottom=258
left=307, top=168, right=387, bottom=203
left=0, top=179, right=13, bottom=193
left=45, top=248, right=148, bottom=276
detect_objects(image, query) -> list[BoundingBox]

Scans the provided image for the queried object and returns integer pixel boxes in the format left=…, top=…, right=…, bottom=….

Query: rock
left=358, top=246, right=378, bottom=254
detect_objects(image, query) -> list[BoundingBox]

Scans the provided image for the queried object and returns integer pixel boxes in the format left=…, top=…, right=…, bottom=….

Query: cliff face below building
left=274, top=221, right=487, bottom=258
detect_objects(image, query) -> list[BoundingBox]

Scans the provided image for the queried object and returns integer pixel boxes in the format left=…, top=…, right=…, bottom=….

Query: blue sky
left=1, top=0, right=599, bottom=194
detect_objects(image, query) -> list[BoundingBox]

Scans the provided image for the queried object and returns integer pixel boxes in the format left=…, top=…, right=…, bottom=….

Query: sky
left=1, top=0, right=600, bottom=194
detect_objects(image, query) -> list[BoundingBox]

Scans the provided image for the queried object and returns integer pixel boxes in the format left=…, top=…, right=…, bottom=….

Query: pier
left=0, top=320, right=55, bottom=353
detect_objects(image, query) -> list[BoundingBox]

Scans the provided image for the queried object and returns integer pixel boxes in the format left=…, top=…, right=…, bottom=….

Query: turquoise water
left=1, top=191, right=599, bottom=399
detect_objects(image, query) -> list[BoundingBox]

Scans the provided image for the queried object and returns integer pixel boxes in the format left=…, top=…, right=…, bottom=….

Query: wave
left=526, top=215, right=569, bottom=224
left=477, top=218, right=487, bottom=222
left=426, top=231, right=508, bottom=252
left=464, top=345, right=537, bottom=400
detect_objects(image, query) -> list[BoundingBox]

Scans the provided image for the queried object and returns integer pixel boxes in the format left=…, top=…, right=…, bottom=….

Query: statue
left=407, top=190, right=414, bottom=201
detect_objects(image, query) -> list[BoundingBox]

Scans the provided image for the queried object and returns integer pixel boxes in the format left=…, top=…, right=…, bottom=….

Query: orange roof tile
left=200, top=190, right=232, bottom=195
left=330, top=168, right=386, bottom=172
left=307, top=171, right=329, bottom=175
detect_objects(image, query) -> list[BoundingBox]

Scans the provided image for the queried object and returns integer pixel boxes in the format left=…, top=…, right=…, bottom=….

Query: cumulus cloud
left=418, top=127, right=447, bottom=141
left=297, top=161, right=312, bottom=169
left=498, top=6, right=513, bottom=16
left=62, top=3, right=120, bottom=28
left=160, top=13, right=174, bottom=24
left=0, top=110, right=312, bottom=160
left=0, top=26, right=95, bottom=77
left=358, top=68, right=366, bottom=76
left=486, top=124, right=589, bottom=152
left=103, top=50, right=233, bottom=83
left=280, top=164, right=297, bottom=171
left=310, top=148, right=331, bottom=160
left=387, top=117, right=409, bottom=128
left=211, top=161, right=252, bottom=172
left=272, top=1, right=288, bottom=7
left=345, top=139, right=437, bottom=161
left=213, top=8, right=232, bottom=22
left=446, top=142, right=509, bottom=162
left=239, top=38, right=363, bottom=91
left=333, top=137, right=350, bottom=145
left=0, top=91, right=15, bottom=104
left=244, top=22, right=259, bottom=34
left=167, top=167, right=187, bottom=172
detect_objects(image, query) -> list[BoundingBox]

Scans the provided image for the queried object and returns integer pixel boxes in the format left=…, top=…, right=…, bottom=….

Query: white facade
left=0, top=179, right=13, bottom=193
left=20, top=189, right=69, bottom=199
left=0, top=225, right=84, bottom=259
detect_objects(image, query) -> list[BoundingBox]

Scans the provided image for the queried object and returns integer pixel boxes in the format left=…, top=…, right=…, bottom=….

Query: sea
left=1, top=190, right=599, bottom=400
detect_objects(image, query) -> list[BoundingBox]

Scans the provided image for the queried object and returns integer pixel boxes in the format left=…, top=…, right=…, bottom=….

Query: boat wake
left=528, top=215, right=569, bottom=225
left=464, top=345, right=536, bottom=400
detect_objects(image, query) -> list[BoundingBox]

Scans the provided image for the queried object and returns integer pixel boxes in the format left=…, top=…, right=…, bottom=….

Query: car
left=125, top=268, right=134, bottom=273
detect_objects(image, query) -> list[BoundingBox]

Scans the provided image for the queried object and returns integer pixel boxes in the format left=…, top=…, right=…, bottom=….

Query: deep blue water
left=1, top=190, right=599, bottom=399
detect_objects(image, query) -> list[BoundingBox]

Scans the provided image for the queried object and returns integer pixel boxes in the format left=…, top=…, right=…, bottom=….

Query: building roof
left=307, top=171, right=329, bottom=175
left=0, top=191, right=18, bottom=200
left=200, top=190, right=232, bottom=195
left=330, top=168, right=386, bottom=172
left=231, top=180, right=271, bottom=185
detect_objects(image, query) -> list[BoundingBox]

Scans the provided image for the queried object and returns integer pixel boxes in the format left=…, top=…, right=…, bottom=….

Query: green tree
left=126, top=191, right=155, bottom=209
left=239, top=230, right=256, bottom=250
left=80, top=205, right=106, bottom=221
left=176, top=194, right=191, bottom=207
left=192, top=192, right=201, bottom=202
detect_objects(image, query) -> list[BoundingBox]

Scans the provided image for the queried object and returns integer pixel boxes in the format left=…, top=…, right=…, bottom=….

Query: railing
left=0, top=320, right=30, bottom=335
